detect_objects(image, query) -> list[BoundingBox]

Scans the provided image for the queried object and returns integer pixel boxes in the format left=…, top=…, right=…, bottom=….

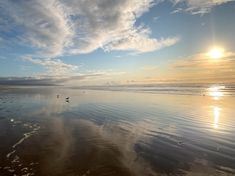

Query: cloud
left=0, top=68, right=128, bottom=86
left=0, top=0, right=73, bottom=57
left=23, top=56, right=78, bottom=76
left=0, top=0, right=178, bottom=58
left=170, top=8, right=184, bottom=14
left=170, top=51, right=235, bottom=83
left=173, top=52, right=235, bottom=68
left=63, top=0, right=178, bottom=54
left=0, top=77, right=59, bottom=86
left=171, top=0, right=234, bottom=14
left=0, top=73, right=106, bottom=86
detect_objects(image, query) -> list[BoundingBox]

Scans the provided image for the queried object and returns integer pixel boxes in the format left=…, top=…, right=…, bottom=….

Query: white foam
left=4, top=123, right=40, bottom=176
left=21, top=167, right=28, bottom=171
left=3, top=166, right=10, bottom=170
left=12, top=126, right=40, bottom=149
left=11, top=155, right=20, bottom=163
left=6, top=150, right=16, bottom=158
left=8, top=169, right=15, bottom=173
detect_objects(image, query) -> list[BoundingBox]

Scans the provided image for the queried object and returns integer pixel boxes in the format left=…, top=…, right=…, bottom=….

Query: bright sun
left=208, top=47, right=224, bottom=59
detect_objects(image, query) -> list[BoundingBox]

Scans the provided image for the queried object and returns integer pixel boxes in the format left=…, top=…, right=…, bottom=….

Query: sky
left=0, top=0, right=235, bottom=86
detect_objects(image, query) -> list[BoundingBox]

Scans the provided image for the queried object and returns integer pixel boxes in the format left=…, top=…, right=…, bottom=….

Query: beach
left=0, top=85, right=235, bottom=176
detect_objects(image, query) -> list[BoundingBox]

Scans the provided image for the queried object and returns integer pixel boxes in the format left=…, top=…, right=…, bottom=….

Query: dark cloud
left=0, top=73, right=104, bottom=86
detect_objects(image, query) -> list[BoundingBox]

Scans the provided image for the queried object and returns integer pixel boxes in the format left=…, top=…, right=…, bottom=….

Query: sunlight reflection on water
left=208, top=85, right=225, bottom=100
left=207, top=86, right=223, bottom=129
left=213, top=106, right=220, bottom=129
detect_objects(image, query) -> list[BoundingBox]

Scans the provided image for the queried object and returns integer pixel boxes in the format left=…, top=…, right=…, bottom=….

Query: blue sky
left=0, top=0, right=235, bottom=85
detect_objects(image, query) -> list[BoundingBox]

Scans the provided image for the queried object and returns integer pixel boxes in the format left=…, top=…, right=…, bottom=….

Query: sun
left=208, top=47, right=224, bottom=59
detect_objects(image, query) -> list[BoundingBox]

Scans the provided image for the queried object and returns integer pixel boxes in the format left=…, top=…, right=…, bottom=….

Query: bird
left=65, top=97, right=70, bottom=103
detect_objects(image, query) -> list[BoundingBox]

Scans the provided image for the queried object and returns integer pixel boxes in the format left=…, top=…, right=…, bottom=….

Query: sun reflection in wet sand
left=208, top=86, right=225, bottom=100
left=207, top=86, right=224, bottom=129
left=213, top=106, right=220, bottom=129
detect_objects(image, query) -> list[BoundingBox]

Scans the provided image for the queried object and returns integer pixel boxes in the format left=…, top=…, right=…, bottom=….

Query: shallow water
left=0, top=86, right=235, bottom=176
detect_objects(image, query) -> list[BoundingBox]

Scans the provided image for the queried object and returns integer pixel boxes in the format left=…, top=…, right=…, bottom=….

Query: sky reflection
left=1, top=87, right=235, bottom=175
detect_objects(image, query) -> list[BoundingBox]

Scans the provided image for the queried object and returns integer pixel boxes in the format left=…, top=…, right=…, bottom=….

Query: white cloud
left=0, top=0, right=73, bottom=57
left=101, top=28, right=179, bottom=53
left=172, top=0, right=234, bottom=14
left=23, top=56, right=78, bottom=76
left=0, top=0, right=178, bottom=58
left=63, top=0, right=178, bottom=54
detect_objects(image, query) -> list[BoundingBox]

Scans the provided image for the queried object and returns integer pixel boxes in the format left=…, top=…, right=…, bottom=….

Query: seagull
left=65, top=97, right=70, bottom=103
left=66, top=97, right=70, bottom=102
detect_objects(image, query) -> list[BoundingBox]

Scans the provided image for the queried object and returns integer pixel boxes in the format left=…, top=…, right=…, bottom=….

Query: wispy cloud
left=171, top=0, right=234, bottom=14
left=23, top=56, right=79, bottom=76
left=173, top=52, right=235, bottom=68
left=0, top=68, right=128, bottom=86
left=0, top=0, right=73, bottom=58
left=170, top=51, right=235, bottom=83
left=0, top=77, right=59, bottom=86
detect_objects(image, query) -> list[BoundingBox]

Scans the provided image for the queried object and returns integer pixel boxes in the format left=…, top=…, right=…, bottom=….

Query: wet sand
left=0, top=86, right=235, bottom=176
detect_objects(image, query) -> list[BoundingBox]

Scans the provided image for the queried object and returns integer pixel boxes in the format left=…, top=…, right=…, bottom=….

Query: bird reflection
left=208, top=86, right=224, bottom=100
left=213, top=106, right=220, bottom=129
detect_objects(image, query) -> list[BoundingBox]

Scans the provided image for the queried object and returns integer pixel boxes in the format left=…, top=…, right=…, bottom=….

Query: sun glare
left=208, top=47, right=224, bottom=59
